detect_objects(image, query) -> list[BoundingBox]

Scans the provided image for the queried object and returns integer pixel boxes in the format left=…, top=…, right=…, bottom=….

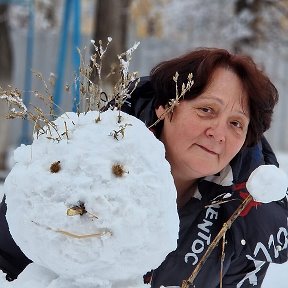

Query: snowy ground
left=0, top=152, right=287, bottom=287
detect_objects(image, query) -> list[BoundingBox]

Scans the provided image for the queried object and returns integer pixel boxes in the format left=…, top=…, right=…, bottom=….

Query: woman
left=0, top=48, right=287, bottom=287
left=125, top=48, right=288, bottom=287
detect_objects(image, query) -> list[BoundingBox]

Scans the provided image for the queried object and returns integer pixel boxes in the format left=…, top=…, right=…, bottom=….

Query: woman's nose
left=206, top=121, right=226, bottom=143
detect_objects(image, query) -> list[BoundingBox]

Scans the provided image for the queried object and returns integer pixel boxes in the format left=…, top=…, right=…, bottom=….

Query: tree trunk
left=0, top=4, right=13, bottom=171
left=0, top=4, right=12, bottom=86
left=233, top=0, right=262, bottom=53
left=91, top=0, right=131, bottom=87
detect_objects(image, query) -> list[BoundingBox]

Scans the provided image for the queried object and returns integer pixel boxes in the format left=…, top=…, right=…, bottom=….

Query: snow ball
left=241, top=239, right=246, bottom=246
left=246, top=165, right=288, bottom=203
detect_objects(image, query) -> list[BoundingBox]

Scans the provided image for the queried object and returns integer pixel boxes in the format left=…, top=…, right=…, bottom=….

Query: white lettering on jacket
left=236, top=256, right=265, bottom=288
left=237, top=225, right=288, bottom=287
left=253, top=226, right=288, bottom=262
left=184, top=205, right=220, bottom=265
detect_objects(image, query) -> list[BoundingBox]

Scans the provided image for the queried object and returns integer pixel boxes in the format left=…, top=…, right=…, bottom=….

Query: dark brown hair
left=150, top=48, right=278, bottom=146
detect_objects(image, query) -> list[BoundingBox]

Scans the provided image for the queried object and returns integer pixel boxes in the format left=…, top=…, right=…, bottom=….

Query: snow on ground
left=0, top=151, right=288, bottom=286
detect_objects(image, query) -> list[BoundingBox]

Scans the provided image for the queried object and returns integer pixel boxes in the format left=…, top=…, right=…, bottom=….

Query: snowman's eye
left=112, top=163, right=127, bottom=177
left=50, top=161, right=61, bottom=173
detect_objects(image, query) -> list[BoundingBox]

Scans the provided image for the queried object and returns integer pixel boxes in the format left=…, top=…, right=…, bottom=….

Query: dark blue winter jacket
left=124, top=77, right=288, bottom=287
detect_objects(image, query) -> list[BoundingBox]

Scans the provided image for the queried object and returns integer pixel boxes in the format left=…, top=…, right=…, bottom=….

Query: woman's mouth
left=197, top=144, right=218, bottom=155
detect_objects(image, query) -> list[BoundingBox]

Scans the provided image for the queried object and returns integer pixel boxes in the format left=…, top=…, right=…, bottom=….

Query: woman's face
left=156, top=68, right=250, bottom=183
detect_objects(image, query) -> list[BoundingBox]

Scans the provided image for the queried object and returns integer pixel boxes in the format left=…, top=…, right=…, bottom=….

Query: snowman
left=0, top=109, right=179, bottom=288
left=0, top=39, right=181, bottom=288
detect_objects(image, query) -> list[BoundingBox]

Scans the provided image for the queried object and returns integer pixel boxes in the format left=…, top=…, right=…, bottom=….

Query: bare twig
left=149, top=72, right=194, bottom=129
left=32, top=221, right=112, bottom=239
left=109, top=123, right=132, bottom=140
left=181, top=195, right=253, bottom=288
left=1, top=38, right=140, bottom=144
left=112, top=42, right=140, bottom=123
left=220, top=232, right=226, bottom=288
left=78, top=39, right=140, bottom=123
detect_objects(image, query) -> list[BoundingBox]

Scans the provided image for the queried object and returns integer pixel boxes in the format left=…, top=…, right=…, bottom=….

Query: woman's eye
left=199, top=107, right=213, bottom=113
left=231, top=121, right=243, bottom=129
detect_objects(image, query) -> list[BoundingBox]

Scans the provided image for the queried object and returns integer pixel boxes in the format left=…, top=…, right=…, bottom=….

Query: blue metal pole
left=0, top=0, right=29, bottom=4
left=53, top=0, right=72, bottom=115
left=72, top=0, right=81, bottom=113
left=20, top=0, right=34, bottom=145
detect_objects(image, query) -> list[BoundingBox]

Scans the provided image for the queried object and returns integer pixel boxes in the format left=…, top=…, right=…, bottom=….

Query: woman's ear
left=155, top=105, right=166, bottom=120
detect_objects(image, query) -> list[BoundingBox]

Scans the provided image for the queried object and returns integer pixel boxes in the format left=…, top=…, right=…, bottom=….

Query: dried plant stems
left=0, top=83, right=71, bottom=143
left=90, top=38, right=112, bottom=119
left=114, top=42, right=140, bottom=123
left=220, top=232, right=226, bottom=288
left=77, top=39, right=140, bottom=124
left=109, top=123, right=132, bottom=140
left=181, top=195, right=253, bottom=288
left=149, top=72, right=194, bottom=129
left=32, top=221, right=111, bottom=239
left=55, top=230, right=111, bottom=239
left=1, top=38, right=140, bottom=144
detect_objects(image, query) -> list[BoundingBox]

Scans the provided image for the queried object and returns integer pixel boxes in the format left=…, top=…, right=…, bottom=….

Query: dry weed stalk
left=0, top=38, right=140, bottom=143
left=55, top=230, right=111, bottom=239
left=77, top=38, right=140, bottom=125
left=32, top=70, right=54, bottom=115
left=0, top=72, right=72, bottom=143
left=78, top=38, right=112, bottom=116
left=113, top=42, right=140, bottom=123
left=32, top=221, right=111, bottom=239
left=109, top=123, right=132, bottom=140
left=220, top=232, right=227, bottom=288
left=0, top=86, right=59, bottom=141
left=181, top=195, right=253, bottom=288
left=205, top=198, right=237, bottom=207
left=149, top=72, right=194, bottom=128
left=0, top=86, right=27, bottom=118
